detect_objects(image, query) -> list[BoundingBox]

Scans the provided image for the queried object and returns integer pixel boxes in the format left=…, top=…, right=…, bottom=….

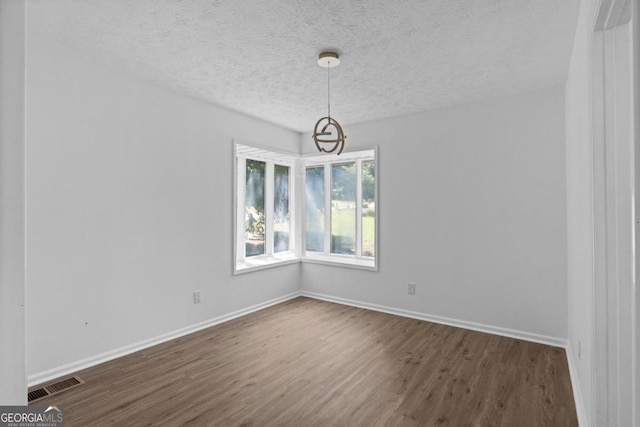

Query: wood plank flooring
left=30, top=297, right=578, bottom=426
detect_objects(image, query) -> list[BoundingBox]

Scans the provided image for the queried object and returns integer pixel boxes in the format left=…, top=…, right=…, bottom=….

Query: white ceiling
left=28, top=0, right=579, bottom=133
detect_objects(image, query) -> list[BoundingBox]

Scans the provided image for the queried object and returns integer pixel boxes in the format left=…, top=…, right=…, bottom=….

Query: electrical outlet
left=408, top=282, right=416, bottom=295
left=194, top=290, right=202, bottom=304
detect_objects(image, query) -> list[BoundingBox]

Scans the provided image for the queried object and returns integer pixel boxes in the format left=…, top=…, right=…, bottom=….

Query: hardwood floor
left=30, top=297, right=578, bottom=426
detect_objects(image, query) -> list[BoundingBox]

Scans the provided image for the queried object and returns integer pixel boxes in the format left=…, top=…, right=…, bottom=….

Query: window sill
left=234, top=252, right=299, bottom=275
left=302, top=253, right=377, bottom=271
left=234, top=252, right=378, bottom=274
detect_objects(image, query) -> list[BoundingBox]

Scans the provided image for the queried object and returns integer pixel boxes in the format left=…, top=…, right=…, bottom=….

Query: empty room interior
left=1, top=0, right=639, bottom=426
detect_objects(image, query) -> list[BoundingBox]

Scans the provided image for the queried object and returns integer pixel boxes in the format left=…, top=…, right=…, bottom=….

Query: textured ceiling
left=28, top=0, right=579, bottom=132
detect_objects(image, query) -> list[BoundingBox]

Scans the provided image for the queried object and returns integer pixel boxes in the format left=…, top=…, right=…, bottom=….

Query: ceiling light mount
left=317, top=51, right=340, bottom=68
left=312, top=51, right=346, bottom=155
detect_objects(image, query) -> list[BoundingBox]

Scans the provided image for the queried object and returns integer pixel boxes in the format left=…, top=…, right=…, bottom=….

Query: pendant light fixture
left=312, top=51, right=346, bottom=155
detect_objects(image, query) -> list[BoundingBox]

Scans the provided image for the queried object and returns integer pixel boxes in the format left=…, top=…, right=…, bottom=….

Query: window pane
left=305, top=167, right=324, bottom=251
left=245, top=159, right=265, bottom=257
left=331, top=163, right=356, bottom=255
left=274, top=165, right=289, bottom=253
left=362, top=161, right=375, bottom=257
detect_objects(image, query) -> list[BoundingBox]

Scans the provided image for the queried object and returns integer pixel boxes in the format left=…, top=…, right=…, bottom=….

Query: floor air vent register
left=28, top=376, right=84, bottom=403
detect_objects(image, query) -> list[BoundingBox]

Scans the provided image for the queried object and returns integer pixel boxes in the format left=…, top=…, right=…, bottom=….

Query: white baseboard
left=300, top=291, right=568, bottom=348
left=28, top=291, right=301, bottom=387
left=565, top=343, right=588, bottom=427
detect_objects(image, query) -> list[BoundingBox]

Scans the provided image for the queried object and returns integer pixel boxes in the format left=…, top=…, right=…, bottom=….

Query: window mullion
left=265, top=161, right=275, bottom=256
left=298, top=160, right=305, bottom=256
left=288, top=163, right=296, bottom=254
left=236, top=156, right=247, bottom=262
left=324, top=163, right=331, bottom=254
left=356, top=159, right=363, bottom=257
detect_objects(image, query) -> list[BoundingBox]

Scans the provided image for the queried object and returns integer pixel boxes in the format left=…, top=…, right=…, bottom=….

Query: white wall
left=565, top=1, right=597, bottom=424
left=0, top=0, right=26, bottom=405
left=565, top=1, right=640, bottom=425
left=301, top=87, right=567, bottom=341
left=25, top=39, right=301, bottom=379
left=635, top=3, right=640, bottom=424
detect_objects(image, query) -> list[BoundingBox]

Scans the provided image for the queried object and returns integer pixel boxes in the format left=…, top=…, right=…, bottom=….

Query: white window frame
left=234, top=142, right=299, bottom=274
left=233, top=141, right=377, bottom=274
left=302, top=148, right=378, bottom=271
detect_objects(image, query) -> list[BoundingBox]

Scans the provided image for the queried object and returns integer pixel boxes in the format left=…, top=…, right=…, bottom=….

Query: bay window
left=234, top=142, right=377, bottom=274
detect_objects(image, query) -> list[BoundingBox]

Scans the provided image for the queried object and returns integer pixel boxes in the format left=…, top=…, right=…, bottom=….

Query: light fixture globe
left=312, top=51, right=346, bottom=155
